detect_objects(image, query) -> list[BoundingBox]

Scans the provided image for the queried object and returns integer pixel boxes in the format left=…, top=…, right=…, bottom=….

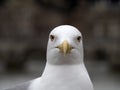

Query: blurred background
left=0, top=0, right=120, bottom=90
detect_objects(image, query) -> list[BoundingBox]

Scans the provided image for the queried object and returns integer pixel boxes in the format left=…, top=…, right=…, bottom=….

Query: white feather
left=28, top=25, right=94, bottom=90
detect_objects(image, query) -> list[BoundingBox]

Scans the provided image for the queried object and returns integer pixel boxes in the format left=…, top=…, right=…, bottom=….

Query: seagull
left=6, top=25, right=93, bottom=90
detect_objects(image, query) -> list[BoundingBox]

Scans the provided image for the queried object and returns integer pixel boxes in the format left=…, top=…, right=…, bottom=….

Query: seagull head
left=47, top=25, right=84, bottom=65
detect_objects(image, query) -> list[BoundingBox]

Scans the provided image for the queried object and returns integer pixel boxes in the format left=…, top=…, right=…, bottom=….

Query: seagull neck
left=42, top=63, right=86, bottom=78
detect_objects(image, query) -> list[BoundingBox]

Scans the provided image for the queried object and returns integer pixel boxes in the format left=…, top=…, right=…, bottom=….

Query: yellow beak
left=57, top=40, right=72, bottom=56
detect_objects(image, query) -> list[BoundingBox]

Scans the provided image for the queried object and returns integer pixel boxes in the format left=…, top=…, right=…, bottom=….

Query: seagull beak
left=57, top=40, right=72, bottom=56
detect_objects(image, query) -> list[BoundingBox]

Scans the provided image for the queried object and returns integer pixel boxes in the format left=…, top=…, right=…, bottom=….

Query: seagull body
left=29, top=64, right=92, bottom=90
left=6, top=25, right=93, bottom=90
left=29, top=25, right=93, bottom=90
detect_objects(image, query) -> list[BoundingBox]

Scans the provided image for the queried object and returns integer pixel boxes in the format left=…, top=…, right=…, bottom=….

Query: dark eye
left=77, top=36, right=81, bottom=42
left=50, top=35, right=55, bottom=41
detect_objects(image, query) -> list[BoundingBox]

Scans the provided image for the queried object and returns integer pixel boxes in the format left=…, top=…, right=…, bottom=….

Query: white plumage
left=28, top=25, right=94, bottom=90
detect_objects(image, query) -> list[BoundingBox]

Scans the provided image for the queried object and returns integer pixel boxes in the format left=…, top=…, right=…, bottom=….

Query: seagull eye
left=77, top=36, right=81, bottom=42
left=50, top=35, right=55, bottom=41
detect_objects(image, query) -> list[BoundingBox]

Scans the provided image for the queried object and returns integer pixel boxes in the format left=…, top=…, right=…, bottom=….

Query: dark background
left=0, top=0, right=120, bottom=90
